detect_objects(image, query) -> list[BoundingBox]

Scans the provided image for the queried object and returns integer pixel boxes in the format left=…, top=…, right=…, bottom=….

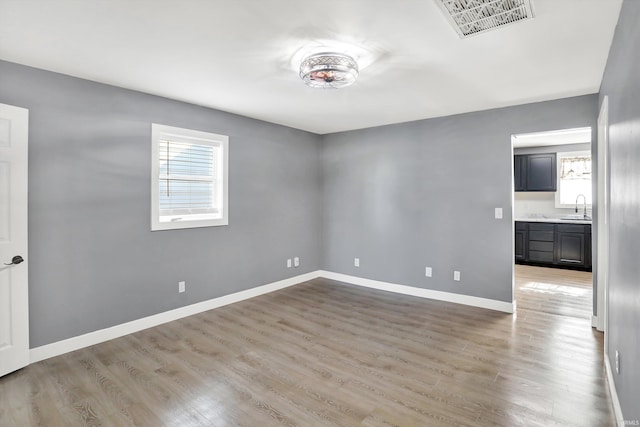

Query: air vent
left=435, top=0, right=534, bottom=38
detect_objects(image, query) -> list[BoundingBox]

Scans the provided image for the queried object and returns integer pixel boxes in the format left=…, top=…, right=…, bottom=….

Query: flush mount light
left=299, top=52, right=359, bottom=89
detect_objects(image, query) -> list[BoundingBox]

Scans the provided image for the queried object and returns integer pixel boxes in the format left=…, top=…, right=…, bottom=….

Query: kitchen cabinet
left=555, top=224, right=588, bottom=268
left=585, top=226, right=592, bottom=267
left=514, top=153, right=557, bottom=192
left=528, top=223, right=555, bottom=263
left=515, top=221, right=591, bottom=271
left=515, top=222, right=528, bottom=261
left=514, top=155, right=527, bottom=191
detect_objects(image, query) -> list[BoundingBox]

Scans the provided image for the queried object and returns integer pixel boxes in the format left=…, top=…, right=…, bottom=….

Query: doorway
left=511, top=127, right=594, bottom=322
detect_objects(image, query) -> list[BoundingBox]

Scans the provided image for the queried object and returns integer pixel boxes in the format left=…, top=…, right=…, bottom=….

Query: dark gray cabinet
left=555, top=224, right=587, bottom=267
left=527, top=154, right=557, bottom=191
left=528, top=223, right=555, bottom=263
left=514, top=153, right=557, bottom=192
left=515, top=221, right=591, bottom=271
left=515, top=222, right=528, bottom=261
left=514, top=155, right=527, bottom=191
left=585, top=226, right=592, bottom=267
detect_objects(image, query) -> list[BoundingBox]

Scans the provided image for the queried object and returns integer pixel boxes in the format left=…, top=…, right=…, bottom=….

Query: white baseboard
left=604, top=353, right=626, bottom=427
left=30, top=269, right=516, bottom=363
left=29, top=271, right=321, bottom=363
left=318, top=271, right=515, bottom=313
left=593, top=315, right=605, bottom=332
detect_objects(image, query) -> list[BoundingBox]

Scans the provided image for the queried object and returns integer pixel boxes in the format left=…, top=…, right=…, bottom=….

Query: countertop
left=515, top=217, right=592, bottom=225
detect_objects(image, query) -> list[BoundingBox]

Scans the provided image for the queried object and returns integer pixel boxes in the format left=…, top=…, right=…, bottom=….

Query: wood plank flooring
left=0, top=266, right=615, bottom=426
left=515, top=264, right=594, bottom=319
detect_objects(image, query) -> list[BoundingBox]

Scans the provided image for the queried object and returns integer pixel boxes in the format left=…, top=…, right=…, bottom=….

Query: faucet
left=575, top=194, right=588, bottom=218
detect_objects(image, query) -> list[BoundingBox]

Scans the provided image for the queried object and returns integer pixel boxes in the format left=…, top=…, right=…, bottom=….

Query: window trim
left=555, top=150, right=592, bottom=209
left=151, top=123, right=229, bottom=231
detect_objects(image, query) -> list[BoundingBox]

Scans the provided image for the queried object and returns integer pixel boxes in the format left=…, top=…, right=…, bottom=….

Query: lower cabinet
left=528, top=223, right=554, bottom=263
left=515, top=222, right=528, bottom=261
left=515, top=221, right=592, bottom=271
left=556, top=224, right=587, bottom=267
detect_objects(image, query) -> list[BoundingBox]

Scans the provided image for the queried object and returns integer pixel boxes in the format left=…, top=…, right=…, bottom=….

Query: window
left=151, top=124, right=228, bottom=231
left=555, top=150, right=592, bottom=209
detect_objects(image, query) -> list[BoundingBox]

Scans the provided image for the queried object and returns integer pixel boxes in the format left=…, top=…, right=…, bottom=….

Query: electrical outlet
left=615, top=350, right=620, bottom=374
left=354, top=258, right=360, bottom=267
left=287, top=259, right=292, bottom=268
left=453, top=271, right=461, bottom=281
left=178, top=281, right=186, bottom=293
left=425, top=267, right=432, bottom=277
left=294, top=257, right=300, bottom=267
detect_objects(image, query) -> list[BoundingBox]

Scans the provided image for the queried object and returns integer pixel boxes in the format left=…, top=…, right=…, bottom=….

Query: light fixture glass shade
left=299, top=52, right=359, bottom=89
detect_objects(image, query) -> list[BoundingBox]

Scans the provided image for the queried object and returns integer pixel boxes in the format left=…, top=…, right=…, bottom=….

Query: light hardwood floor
left=0, top=266, right=615, bottom=426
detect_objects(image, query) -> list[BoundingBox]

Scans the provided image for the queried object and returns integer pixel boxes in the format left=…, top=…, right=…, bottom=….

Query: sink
left=560, top=215, right=592, bottom=221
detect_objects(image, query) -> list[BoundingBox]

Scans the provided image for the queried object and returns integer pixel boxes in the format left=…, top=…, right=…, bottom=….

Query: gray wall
left=0, top=60, right=323, bottom=348
left=322, top=95, right=598, bottom=303
left=599, top=0, right=640, bottom=421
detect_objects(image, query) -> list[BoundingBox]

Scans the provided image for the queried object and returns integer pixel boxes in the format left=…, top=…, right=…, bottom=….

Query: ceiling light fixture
left=299, top=52, right=359, bottom=89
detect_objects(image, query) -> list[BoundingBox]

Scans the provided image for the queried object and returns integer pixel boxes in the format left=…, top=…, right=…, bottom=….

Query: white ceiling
left=0, top=0, right=622, bottom=134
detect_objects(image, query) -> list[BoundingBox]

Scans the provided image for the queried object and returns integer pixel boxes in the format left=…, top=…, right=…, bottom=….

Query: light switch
left=495, top=207, right=503, bottom=219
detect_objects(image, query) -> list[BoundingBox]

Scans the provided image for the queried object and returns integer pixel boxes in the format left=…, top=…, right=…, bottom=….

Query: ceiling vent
left=435, top=0, right=535, bottom=38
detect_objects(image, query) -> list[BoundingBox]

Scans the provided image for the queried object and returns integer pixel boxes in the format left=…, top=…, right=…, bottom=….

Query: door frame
left=596, top=97, right=609, bottom=339
left=510, top=127, right=594, bottom=315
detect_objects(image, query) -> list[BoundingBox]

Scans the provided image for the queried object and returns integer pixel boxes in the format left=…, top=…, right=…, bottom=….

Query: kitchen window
left=555, top=150, right=592, bottom=209
left=151, top=124, right=228, bottom=231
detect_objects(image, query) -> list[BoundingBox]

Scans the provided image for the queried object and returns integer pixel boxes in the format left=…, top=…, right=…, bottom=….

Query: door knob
left=4, top=255, right=24, bottom=266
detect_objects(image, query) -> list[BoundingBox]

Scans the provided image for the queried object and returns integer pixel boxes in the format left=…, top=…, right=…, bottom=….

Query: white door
left=0, top=103, right=29, bottom=377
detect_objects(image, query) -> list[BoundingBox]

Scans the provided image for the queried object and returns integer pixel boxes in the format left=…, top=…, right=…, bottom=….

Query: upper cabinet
left=514, top=153, right=557, bottom=192
left=514, top=155, right=527, bottom=191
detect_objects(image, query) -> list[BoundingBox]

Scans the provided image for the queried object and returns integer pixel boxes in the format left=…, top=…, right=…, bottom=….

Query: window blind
left=158, top=139, right=218, bottom=215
